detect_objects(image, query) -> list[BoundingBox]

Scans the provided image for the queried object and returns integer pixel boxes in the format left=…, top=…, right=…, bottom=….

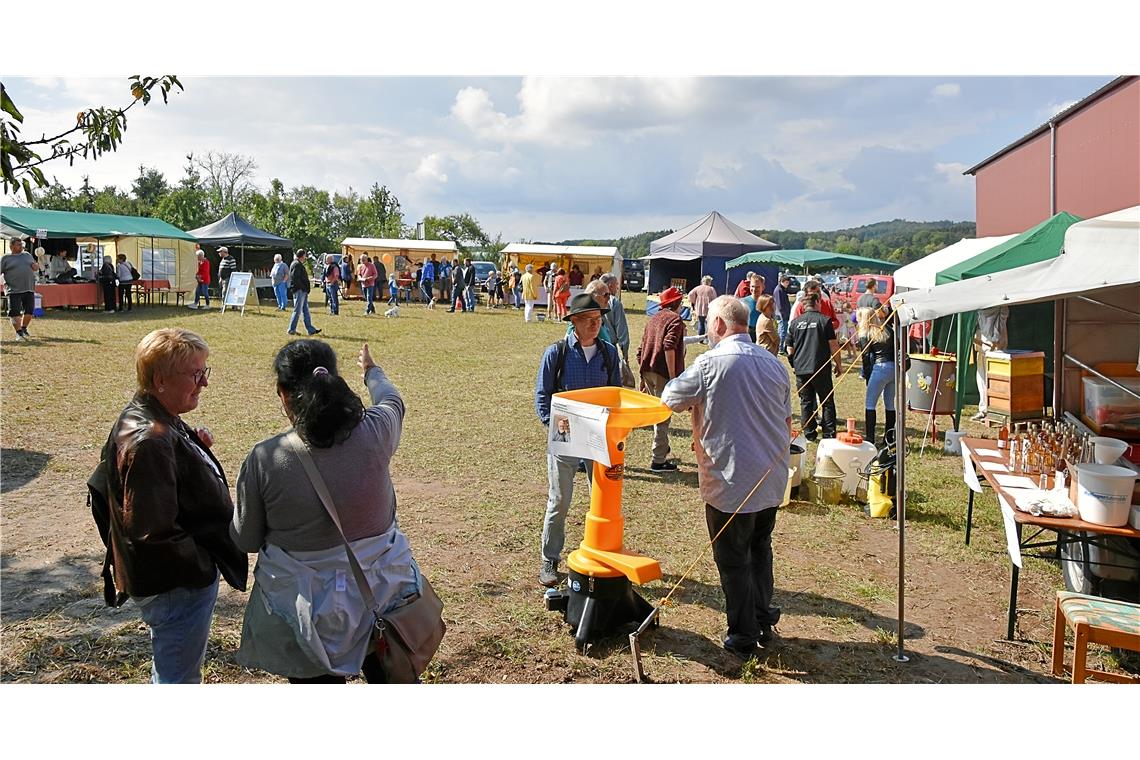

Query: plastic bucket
left=1091, top=436, right=1129, bottom=464
left=943, top=430, right=967, bottom=455
left=1074, top=464, right=1137, bottom=527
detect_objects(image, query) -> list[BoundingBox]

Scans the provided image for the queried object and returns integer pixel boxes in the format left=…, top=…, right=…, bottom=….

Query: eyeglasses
left=182, top=367, right=211, bottom=384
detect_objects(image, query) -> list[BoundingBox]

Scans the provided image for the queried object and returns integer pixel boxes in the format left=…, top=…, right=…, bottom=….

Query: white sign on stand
left=221, top=271, right=254, bottom=315
left=548, top=396, right=611, bottom=466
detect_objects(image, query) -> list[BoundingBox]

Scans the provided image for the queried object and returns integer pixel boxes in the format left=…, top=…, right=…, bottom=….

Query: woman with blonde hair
left=95, top=328, right=247, bottom=682
left=754, top=294, right=779, bottom=355
left=855, top=307, right=895, bottom=443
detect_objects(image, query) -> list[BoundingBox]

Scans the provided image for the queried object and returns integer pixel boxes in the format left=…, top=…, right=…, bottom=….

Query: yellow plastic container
left=553, top=387, right=672, bottom=584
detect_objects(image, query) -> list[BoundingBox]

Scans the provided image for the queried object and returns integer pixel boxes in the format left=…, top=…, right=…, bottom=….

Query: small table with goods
left=34, top=282, right=100, bottom=308
left=960, top=436, right=1140, bottom=640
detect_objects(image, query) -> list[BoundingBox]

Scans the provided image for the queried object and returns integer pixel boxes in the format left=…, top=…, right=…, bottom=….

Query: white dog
left=384, top=305, right=400, bottom=318
left=425, top=298, right=435, bottom=310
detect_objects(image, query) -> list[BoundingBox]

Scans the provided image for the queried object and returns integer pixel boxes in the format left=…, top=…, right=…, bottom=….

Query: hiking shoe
left=650, top=460, right=678, bottom=472
left=287, top=330, right=298, bottom=335
left=14, top=331, right=27, bottom=342
left=539, top=560, right=560, bottom=588
left=758, top=625, right=775, bottom=645
left=722, top=636, right=759, bottom=658
left=308, top=328, right=322, bottom=335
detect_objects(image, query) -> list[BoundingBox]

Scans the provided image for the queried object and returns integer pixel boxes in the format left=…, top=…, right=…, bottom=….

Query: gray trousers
left=542, top=452, right=592, bottom=563
left=641, top=370, right=672, bottom=464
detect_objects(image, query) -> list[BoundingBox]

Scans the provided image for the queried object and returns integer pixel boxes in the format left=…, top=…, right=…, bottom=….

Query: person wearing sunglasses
left=95, top=327, right=247, bottom=682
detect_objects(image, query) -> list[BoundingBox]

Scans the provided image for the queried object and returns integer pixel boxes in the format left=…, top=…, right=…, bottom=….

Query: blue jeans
left=542, top=452, right=594, bottom=563
left=464, top=285, right=476, bottom=311
left=273, top=282, right=288, bottom=309
left=363, top=285, right=375, bottom=313
left=420, top=279, right=433, bottom=303
left=777, top=316, right=788, bottom=351
left=387, top=283, right=398, bottom=305
left=513, top=287, right=522, bottom=308
left=325, top=284, right=339, bottom=314
left=194, top=282, right=210, bottom=306
left=289, top=290, right=317, bottom=333
left=136, top=576, right=219, bottom=684
left=697, top=315, right=707, bottom=336
left=865, top=361, right=896, bottom=412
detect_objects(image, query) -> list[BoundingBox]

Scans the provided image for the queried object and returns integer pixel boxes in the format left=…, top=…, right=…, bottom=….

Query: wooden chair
left=1052, top=591, right=1140, bottom=684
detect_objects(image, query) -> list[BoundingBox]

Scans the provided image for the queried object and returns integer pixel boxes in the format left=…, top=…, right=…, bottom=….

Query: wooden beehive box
left=986, top=350, right=1045, bottom=421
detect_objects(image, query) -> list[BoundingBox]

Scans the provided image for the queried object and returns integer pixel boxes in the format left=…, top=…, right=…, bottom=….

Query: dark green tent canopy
left=0, top=206, right=195, bottom=240
left=726, top=248, right=900, bottom=272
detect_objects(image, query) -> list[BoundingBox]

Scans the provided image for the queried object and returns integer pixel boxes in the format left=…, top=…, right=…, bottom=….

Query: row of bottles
left=998, top=419, right=1096, bottom=487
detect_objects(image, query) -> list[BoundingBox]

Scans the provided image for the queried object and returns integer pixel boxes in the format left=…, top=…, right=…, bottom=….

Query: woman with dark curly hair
left=232, top=339, right=426, bottom=683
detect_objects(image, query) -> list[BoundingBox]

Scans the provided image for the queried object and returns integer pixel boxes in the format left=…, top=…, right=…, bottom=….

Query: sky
left=4, top=75, right=1112, bottom=242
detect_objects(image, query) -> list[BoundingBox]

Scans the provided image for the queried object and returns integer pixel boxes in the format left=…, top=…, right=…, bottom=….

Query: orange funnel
left=554, top=387, right=671, bottom=585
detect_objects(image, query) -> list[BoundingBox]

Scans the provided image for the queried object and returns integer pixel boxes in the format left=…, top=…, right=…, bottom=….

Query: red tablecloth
left=36, top=283, right=100, bottom=308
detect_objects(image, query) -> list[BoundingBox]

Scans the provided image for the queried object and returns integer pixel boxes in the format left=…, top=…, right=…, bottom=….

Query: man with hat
left=637, top=286, right=687, bottom=471
left=534, top=292, right=622, bottom=587
left=217, top=246, right=237, bottom=304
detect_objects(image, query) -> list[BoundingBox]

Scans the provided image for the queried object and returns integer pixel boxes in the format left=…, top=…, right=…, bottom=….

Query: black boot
left=864, top=410, right=876, bottom=443
left=883, top=410, right=896, bottom=445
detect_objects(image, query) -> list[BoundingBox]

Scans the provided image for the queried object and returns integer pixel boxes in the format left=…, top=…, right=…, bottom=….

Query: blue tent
left=644, top=211, right=779, bottom=296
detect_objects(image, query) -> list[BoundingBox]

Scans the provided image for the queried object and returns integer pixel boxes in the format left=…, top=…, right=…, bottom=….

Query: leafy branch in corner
left=1, top=75, right=183, bottom=201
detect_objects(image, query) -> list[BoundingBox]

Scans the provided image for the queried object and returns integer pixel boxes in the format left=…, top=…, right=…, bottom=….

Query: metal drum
left=906, top=353, right=957, bottom=414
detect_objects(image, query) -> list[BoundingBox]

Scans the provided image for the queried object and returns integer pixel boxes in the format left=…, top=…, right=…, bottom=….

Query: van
left=837, top=274, right=894, bottom=311
left=622, top=258, right=645, bottom=291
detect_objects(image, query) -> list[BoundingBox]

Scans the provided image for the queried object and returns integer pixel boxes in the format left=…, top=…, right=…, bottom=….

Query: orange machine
left=543, top=386, right=672, bottom=652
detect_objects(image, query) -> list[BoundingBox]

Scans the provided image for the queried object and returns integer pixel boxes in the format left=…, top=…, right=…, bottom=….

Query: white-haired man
left=687, top=275, right=717, bottom=338
left=661, top=295, right=791, bottom=656
left=270, top=253, right=289, bottom=310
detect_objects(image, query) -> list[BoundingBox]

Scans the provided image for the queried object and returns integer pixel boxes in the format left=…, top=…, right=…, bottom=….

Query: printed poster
left=548, top=396, right=611, bottom=466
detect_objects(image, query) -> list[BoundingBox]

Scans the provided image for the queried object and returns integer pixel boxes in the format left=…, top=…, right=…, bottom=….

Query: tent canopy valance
left=893, top=234, right=1017, bottom=290
left=725, top=248, right=900, bottom=273
left=0, top=206, right=195, bottom=240
left=187, top=212, right=292, bottom=248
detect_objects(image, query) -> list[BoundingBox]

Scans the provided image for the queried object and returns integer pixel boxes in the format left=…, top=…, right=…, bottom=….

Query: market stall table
left=34, top=283, right=99, bottom=308
left=960, top=437, right=1140, bottom=639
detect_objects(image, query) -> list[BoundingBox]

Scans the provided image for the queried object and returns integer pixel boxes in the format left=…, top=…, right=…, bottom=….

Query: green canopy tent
left=932, top=211, right=1082, bottom=423
left=725, top=248, right=901, bottom=273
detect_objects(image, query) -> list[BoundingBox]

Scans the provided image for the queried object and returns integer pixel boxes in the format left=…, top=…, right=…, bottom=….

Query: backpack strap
left=553, top=339, right=569, bottom=392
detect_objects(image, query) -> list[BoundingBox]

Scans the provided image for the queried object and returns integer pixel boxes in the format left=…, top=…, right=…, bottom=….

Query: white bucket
left=816, top=438, right=877, bottom=496
left=1091, top=436, right=1129, bottom=464
left=1074, top=464, right=1137, bottom=527
left=943, top=430, right=967, bottom=455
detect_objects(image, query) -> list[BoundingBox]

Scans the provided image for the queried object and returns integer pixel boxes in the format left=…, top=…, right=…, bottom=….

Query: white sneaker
left=970, top=411, right=986, bottom=421
left=187, top=304, right=199, bottom=309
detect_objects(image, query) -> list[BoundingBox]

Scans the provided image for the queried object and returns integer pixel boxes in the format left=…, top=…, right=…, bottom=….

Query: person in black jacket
left=287, top=250, right=321, bottom=336
left=855, top=307, right=896, bottom=444
left=462, top=257, right=476, bottom=312
left=97, top=255, right=118, bottom=313
left=217, top=246, right=238, bottom=302
left=784, top=293, right=841, bottom=440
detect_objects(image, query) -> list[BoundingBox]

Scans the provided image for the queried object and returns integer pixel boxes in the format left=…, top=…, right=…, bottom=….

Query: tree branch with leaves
left=1, top=75, right=182, bottom=201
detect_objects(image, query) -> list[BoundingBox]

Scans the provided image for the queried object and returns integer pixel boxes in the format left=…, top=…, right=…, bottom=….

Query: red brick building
left=965, top=76, right=1139, bottom=236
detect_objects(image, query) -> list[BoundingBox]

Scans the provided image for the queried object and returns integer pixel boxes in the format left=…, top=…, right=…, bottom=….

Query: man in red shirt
left=191, top=247, right=211, bottom=309
left=790, top=279, right=839, bottom=331
left=733, top=271, right=755, bottom=298
left=638, top=286, right=686, bottom=471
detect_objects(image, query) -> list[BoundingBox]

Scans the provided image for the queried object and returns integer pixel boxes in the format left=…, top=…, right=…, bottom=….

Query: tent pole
left=893, top=311, right=909, bottom=663
left=149, top=236, right=154, bottom=295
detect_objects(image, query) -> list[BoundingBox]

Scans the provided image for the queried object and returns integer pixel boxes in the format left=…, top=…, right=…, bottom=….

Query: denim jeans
left=194, top=282, right=210, bottom=306
left=325, top=284, right=339, bottom=315
left=273, top=282, right=288, bottom=309
left=696, top=315, right=707, bottom=337
left=135, top=576, right=219, bottom=684
left=542, top=451, right=593, bottom=563
left=420, top=279, right=433, bottom=303
left=865, top=361, right=896, bottom=412
left=289, top=290, right=316, bottom=333
left=705, top=505, right=779, bottom=645
left=388, top=283, right=398, bottom=305
left=363, top=285, right=375, bottom=313
left=513, top=288, right=522, bottom=308
left=464, top=285, right=476, bottom=311
left=777, top=316, right=788, bottom=351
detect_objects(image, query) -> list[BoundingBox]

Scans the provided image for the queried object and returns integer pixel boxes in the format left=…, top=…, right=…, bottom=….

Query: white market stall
left=886, top=205, right=1140, bottom=659
left=341, top=238, right=459, bottom=298
left=893, top=234, right=1017, bottom=291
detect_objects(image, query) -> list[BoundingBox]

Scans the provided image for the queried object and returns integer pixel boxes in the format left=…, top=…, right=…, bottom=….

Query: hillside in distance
left=559, top=219, right=977, bottom=266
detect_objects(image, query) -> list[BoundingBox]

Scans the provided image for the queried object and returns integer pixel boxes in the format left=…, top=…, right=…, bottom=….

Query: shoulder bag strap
left=284, top=431, right=380, bottom=616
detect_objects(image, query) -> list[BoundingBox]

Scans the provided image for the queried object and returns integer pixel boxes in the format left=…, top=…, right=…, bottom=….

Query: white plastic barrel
left=816, top=438, right=878, bottom=496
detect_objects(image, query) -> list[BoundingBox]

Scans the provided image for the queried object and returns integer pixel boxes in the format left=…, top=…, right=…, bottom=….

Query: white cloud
left=931, top=83, right=961, bottom=99
left=693, top=157, right=744, bottom=190
left=1042, top=99, right=1078, bottom=118
left=410, top=154, right=450, bottom=185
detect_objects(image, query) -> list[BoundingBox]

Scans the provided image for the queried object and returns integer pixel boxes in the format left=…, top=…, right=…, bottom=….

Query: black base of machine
left=545, top=569, right=655, bottom=653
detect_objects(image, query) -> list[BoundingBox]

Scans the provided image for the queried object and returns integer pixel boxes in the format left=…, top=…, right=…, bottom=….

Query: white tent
left=892, top=234, right=1016, bottom=290
left=891, top=206, right=1140, bottom=325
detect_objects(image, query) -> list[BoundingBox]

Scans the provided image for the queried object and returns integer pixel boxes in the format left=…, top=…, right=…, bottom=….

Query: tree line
left=563, top=219, right=977, bottom=266
left=27, top=152, right=502, bottom=258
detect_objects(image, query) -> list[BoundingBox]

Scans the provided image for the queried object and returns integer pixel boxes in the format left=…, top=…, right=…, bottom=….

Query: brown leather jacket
left=101, top=392, right=247, bottom=598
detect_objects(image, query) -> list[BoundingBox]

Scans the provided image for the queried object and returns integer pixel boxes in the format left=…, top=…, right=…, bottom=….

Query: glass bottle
left=998, top=422, right=1009, bottom=450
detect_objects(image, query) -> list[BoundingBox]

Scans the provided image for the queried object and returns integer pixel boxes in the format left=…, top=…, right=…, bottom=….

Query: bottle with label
left=998, top=422, right=1009, bottom=450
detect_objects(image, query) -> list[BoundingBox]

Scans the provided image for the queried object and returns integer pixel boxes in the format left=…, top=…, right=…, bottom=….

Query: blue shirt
left=661, top=334, right=791, bottom=512
left=534, top=331, right=622, bottom=426
left=740, top=295, right=761, bottom=328
left=439, top=261, right=452, bottom=281
left=421, top=261, right=436, bottom=281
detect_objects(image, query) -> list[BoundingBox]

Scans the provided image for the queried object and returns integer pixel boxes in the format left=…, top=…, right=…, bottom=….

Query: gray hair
left=273, top=253, right=283, bottom=263
left=701, top=275, right=713, bottom=285
left=525, top=263, right=534, bottom=272
left=709, top=295, right=748, bottom=327
left=585, top=280, right=609, bottom=296
left=599, top=272, right=618, bottom=286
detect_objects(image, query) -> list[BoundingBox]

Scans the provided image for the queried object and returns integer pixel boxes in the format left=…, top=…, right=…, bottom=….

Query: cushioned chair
left=1051, top=591, right=1140, bottom=684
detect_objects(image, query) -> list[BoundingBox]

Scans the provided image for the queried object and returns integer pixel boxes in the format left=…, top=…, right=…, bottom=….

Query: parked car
left=623, top=258, right=645, bottom=291
left=472, top=260, right=497, bottom=289
left=835, top=274, right=894, bottom=311
left=783, top=273, right=801, bottom=297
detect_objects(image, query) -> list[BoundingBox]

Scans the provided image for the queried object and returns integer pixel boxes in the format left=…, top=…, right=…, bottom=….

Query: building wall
left=1055, top=77, right=1140, bottom=220
left=974, top=132, right=1052, bottom=236
left=974, top=77, right=1140, bottom=236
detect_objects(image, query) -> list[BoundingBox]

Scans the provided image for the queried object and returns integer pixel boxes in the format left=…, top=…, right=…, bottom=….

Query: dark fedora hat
left=564, top=292, right=609, bottom=320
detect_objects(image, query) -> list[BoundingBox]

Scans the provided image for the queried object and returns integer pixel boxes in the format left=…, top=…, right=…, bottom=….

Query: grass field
left=0, top=291, right=1121, bottom=683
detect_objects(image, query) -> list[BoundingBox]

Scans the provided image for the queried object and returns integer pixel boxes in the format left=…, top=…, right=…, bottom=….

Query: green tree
left=358, top=183, right=406, bottom=238
left=154, top=156, right=210, bottom=231
left=131, top=165, right=169, bottom=215
left=1, top=76, right=182, bottom=201
left=423, top=212, right=490, bottom=254
left=31, top=181, right=76, bottom=211
left=92, top=184, right=135, bottom=216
